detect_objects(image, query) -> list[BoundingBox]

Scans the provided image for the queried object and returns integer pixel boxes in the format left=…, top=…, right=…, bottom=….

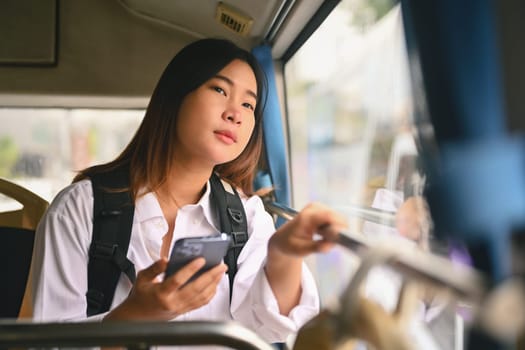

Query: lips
left=214, top=130, right=237, bottom=144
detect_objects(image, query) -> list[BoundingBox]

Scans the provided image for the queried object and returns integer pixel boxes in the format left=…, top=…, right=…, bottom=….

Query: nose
left=222, top=108, right=242, bottom=125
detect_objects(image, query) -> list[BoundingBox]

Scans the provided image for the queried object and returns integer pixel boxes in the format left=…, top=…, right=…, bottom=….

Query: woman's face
left=175, top=59, right=257, bottom=168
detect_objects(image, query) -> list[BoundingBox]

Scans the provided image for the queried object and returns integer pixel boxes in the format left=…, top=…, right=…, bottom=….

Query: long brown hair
left=74, top=38, right=267, bottom=199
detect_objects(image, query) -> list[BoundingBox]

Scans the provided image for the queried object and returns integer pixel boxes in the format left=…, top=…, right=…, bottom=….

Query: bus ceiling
left=0, top=0, right=327, bottom=107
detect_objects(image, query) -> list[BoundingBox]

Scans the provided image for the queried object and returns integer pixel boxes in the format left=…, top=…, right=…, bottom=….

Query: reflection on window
left=0, top=108, right=143, bottom=207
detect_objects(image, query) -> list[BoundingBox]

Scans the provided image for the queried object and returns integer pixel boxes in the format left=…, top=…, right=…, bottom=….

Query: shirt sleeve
left=31, top=180, right=107, bottom=321
left=229, top=195, right=320, bottom=343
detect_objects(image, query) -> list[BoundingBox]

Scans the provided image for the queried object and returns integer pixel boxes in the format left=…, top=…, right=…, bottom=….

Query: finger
left=174, top=265, right=226, bottom=313
left=177, top=289, right=216, bottom=315
left=302, top=203, right=348, bottom=235
left=187, top=263, right=228, bottom=291
left=316, top=224, right=340, bottom=242
left=137, top=258, right=168, bottom=282
left=180, top=270, right=225, bottom=312
left=208, top=262, right=228, bottom=276
left=163, top=257, right=206, bottom=290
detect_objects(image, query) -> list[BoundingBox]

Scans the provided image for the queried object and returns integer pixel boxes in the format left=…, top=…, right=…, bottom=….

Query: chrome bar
left=342, top=204, right=397, bottom=227
left=264, top=200, right=299, bottom=220
left=0, top=320, right=274, bottom=350
left=264, top=200, right=396, bottom=227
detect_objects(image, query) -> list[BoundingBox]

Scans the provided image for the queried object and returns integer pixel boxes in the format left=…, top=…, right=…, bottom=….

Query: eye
left=242, top=102, right=255, bottom=111
left=213, top=86, right=226, bottom=95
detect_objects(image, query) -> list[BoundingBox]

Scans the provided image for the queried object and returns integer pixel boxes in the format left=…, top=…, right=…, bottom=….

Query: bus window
left=0, top=108, right=143, bottom=208
left=284, top=1, right=420, bottom=304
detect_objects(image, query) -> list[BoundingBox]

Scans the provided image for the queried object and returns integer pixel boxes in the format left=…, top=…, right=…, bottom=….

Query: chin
left=208, top=148, right=242, bottom=165
left=209, top=154, right=238, bottom=166
left=216, top=157, right=237, bottom=166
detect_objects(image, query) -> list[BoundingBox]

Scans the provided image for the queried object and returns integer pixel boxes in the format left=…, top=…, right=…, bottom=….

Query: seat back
left=0, top=178, right=49, bottom=230
left=0, top=178, right=49, bottom=319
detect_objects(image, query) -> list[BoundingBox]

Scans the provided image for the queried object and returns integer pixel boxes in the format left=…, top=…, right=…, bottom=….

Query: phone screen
left=164, top=233, right=231, bottom=281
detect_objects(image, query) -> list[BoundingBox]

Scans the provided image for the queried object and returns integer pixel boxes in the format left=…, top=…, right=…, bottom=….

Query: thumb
left=137, top=258, right=168, bottom=282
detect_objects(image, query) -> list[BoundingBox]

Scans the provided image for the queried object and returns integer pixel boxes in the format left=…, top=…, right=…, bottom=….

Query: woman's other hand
left=265, top=202, right=347, bottom=315
left=268, top=202, right=348, bottom=257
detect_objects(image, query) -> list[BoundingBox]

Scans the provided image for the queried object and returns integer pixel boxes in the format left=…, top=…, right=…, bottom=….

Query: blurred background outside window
left=0, top=108, right=143, bottom=211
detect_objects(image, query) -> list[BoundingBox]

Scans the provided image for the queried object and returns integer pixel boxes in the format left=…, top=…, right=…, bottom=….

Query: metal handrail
left=0, top=320, right=275, bottom=350
left=264, top=201, right=397, bottom=227
left=341, top=204, right=397, bottom=227
left=263, top=201, right=486, bottom=302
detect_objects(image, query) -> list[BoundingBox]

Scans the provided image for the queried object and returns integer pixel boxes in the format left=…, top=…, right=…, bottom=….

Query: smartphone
left=164, top=233, right=231, bottom=281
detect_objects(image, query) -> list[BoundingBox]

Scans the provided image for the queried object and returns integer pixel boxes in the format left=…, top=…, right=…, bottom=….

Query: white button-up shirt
left=30, top=179, right=320, bottom=344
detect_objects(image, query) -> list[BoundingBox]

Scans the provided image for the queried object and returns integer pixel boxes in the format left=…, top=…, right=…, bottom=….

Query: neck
left=157, top=166, right=212, bottom=207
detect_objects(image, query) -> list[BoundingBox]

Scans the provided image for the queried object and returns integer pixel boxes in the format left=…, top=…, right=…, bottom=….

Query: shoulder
left=236, top=189, right=264, bottom=212
left=45, top=179, right=94, bottom=221
left=35, top=179, right=95, bottom=250
left=239, top=192, right=275, bottom=229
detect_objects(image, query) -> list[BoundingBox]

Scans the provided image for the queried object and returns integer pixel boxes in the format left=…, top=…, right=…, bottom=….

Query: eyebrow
left=214, top=74, right=258, bottom=100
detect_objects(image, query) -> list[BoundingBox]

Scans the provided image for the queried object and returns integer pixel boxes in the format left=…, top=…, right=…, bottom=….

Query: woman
left=30, top=38, right=347, bottom=344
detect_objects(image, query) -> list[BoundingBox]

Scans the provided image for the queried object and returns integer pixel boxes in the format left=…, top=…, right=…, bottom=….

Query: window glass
left=0, top=108, right=143, bottom=210
left=284, top=3, right=466, bottom=347
left=285, top=1, right=424, bottom=303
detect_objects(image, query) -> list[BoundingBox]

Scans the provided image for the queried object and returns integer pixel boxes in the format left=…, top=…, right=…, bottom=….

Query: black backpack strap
left=86, top=168, right=136, bottom=316
left=209, top=173, right=248, bottom=303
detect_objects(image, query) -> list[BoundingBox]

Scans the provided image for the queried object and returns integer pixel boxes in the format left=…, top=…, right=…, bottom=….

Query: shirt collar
left=134, top=191, right=164, bottom=223
left=197, top=180, right=220, bottom=231
left=134, top=180, right=218, bottom=230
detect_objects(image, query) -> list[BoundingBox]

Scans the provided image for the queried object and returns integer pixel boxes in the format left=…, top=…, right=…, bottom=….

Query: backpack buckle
left=227, top=208, right=244, bottom=224
left=89, top=242, right=117, bottom=260
left=231, top=231, right=248, bottom=247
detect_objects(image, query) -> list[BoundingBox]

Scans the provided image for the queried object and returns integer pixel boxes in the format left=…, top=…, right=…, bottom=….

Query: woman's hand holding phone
left=104, top=250, right=228, bottom=321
